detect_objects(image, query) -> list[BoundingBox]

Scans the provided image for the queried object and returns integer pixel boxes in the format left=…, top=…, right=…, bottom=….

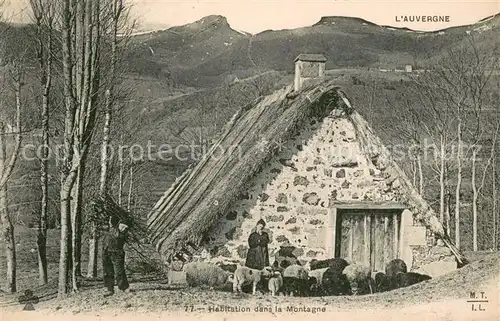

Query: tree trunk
left=38, top=92, right=49, bottom=285
left=445, top=165, right=451, bottom=236
left=58, top=0, right=77, bottom=297
left=86, top=227, right=98, bottom=278
left=455, top=122, right=462, bottom=249
left=439, top=137, right=445, bottom=224
left=36, top=227, right=47, bottom=285
left=71, top=165, right=84, bottom=290
left=0, top=123, right=16, bottom=293
left=58, top=160, right=80, bottom=296
left=417, top=154, right=424, bottom=197
left=0, top=71, right=22, bottom=293
left=472, top=150, right=478, bottom=251
left=58, top=184, right=71, bottom=295
left=412, top=160, right=417, bottom=186
left=118, top=156, right=124, bottom=206
left=493, top=148, right=497, bottom=250
left=99, top=91, right=112, bottom=196
left=127, top=165, right=133, bottom=211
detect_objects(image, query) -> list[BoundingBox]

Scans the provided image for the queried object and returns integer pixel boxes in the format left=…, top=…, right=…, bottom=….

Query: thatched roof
left=147, top=81, right=467, bottom=266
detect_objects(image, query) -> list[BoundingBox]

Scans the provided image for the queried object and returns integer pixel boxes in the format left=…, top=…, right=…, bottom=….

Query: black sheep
left=390, top=272, right=432, bottom=289
left=273, top=247, right=300, bottom=272
left=373, top=272, right=391, bottom=293
left=321, top=268, right=352, bottom=296
left=272, top=259, right=292, bottom=272
left=385, top=259, right=407, bottom=278
left=310, top=258, right=349, bottom=272
left=282, top=276, right=316, bottom=297
left=374, top=272, right=391, bottom=292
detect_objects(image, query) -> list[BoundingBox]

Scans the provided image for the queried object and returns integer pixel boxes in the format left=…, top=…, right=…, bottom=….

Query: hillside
left=126, top=14, right=500, bottom=87
left=2, top=13, right=500, bottom=88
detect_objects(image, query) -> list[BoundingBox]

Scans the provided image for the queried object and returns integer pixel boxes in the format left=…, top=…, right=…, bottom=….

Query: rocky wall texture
left=192, top=115, right=450, bottom=270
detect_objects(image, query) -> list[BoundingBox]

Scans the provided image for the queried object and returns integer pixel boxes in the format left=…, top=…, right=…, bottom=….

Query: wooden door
left=336, top=210, right=401, bottom=271
left=370, top=212, right=400, bottom=271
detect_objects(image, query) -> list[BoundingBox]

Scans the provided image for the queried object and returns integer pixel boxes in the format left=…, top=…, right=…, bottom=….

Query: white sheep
left=283, top=264, right=308, bottom=280
left=232, top=265, right=273, bottom=295
left=182, top=261, right=232, bottom=289
left=342, top=263, right=373, bottom=295
left=308, top=267, right=329, bottom=285
left=267, top=271, right=283, bottom=296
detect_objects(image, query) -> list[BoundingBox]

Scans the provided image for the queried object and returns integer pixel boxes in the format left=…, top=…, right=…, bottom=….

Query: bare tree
left=411, top=36, right=496, bottom=248
left=467, top=49, right=499, bottom=251
left=0, top=63, right=23, bottom=293
left=403, top=79, right=455, bottom=233
left=29, top=0, right=55, bottom=286
left=56, top=0, right=108, bottom=295
left=57, top=0, right=79, bottom=296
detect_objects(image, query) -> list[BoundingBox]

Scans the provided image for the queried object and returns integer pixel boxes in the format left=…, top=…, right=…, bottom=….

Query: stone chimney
left=294, top=54, right=327, bottom=91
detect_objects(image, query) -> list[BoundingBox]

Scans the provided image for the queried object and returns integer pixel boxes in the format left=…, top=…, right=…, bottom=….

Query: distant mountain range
left=124, top=13, right=500, bottom=88
left=2, top=13, right=499, bottom=89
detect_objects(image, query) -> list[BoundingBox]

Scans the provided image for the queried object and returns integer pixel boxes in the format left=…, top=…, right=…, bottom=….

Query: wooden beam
left=393, top=213, right=399, bottom=258
left=399, top=211, right=406, bottom=258
left=370, top=214, right=375, bottom=271
left=383, top=216, right=389, bottom=266
left=348, top=217, right=354, bottom=262
left=329, top=201, right=407, bottom=210
left=364, top=214, right=370, bottom=267
left=374, top=216, right=385, bottom=271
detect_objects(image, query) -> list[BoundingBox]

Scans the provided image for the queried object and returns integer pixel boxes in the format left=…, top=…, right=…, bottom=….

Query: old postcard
left=0, top=0, right=499, bottom=320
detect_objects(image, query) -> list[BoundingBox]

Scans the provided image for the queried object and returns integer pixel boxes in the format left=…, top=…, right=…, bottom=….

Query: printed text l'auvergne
left=396, top=15, right=450, bottom=23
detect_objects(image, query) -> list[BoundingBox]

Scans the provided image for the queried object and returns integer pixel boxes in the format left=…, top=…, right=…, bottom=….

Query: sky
left=4, top=0, right=499, bottom=34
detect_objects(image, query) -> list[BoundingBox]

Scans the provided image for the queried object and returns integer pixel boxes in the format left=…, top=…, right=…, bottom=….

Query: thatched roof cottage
left=148, top=56, right=467, bottom=275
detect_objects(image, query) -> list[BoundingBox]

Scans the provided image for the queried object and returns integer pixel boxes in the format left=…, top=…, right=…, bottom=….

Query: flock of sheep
left=181, top=257, right=433, bottom=297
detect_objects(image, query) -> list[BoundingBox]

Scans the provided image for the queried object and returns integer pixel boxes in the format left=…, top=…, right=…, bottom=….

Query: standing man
left=102, top=214, right=131, bottom=297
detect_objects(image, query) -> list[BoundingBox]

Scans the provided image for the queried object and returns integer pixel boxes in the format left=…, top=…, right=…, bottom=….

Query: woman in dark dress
left=245, top=219, right=270, bottom=270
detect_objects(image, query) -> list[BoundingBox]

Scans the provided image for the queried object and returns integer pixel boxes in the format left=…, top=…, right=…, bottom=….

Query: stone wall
left=195, top=114, right=451, bottom=270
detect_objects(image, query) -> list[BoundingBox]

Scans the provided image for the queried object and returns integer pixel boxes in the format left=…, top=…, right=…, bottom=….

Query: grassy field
left=0, top=226, right=498, bottom=320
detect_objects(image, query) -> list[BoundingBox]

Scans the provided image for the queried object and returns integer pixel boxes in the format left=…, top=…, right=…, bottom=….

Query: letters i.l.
left=471, top=304, right=486, bottom=311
